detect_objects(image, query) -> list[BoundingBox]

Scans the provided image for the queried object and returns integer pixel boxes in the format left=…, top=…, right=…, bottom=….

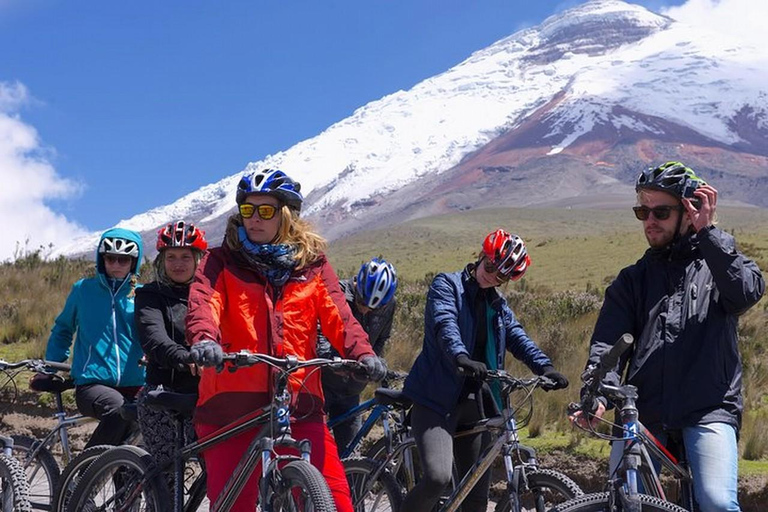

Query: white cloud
left=0, top=81, right=87, bottom=262
left=661, top=0, right=766, bottom=48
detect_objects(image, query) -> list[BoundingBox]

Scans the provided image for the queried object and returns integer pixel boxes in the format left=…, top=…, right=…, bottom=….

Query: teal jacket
left=46, top=228, right=146, bottom=387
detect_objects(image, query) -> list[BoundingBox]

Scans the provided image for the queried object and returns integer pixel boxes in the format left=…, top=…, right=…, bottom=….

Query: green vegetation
left=2, top=206, right=767, bottom=467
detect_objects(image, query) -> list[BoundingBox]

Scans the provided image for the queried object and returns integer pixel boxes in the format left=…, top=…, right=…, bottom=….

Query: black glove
left=541, top=367, right=569, bottom=391
left=359, top=355, right=388, bottom=381
left=190, top=340, right=224, bottom=368
left=456, top=354, right=487, bottom=380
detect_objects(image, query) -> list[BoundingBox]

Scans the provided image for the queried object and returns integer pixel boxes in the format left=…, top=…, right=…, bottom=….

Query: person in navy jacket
left=402, top=229, right=568, bottom=512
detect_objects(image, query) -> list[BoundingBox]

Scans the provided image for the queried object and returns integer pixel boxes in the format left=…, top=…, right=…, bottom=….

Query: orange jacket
left=186, top=244, right=374, bottom=426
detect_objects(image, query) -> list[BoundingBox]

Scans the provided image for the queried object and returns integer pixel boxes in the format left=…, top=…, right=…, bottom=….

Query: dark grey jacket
left=135, top=281, right=199, bottom=394
left=317, top=279, right=396, bottom=398
left=589, top=226, right=764, bottom=432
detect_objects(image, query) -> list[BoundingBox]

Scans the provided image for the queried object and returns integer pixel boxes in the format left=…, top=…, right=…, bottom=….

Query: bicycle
left=326, top=370, right=409, bottom=459
left=0, top=358, right=89, bottom=510
left=557, top=334, right=690, bottom=512
left=346, top=371, right=583, bottom=512
left=67, top=352, right=371, bottom=512
left=0, top=435, right=32, bottom=512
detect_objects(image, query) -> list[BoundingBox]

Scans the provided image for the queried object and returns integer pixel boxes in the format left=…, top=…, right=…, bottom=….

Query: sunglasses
left=239, top=203, right=278, bottom=220
left=482, top=259, right=511, bottom=283
left=632, top=205, right=683, bottom=221
left=104, top=254, right=133, bottom=265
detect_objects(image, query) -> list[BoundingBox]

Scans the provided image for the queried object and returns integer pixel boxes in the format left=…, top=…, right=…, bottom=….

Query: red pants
left=195, top=420, right=352, bottom=512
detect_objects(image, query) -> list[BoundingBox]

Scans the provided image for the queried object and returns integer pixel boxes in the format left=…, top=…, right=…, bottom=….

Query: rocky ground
left=2, top=394, right=767, bottom=511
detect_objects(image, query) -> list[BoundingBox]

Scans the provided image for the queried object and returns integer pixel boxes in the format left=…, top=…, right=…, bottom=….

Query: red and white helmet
left=156, top=221, right=208, bottom=252
left=482, top=229, right=530, bottom=281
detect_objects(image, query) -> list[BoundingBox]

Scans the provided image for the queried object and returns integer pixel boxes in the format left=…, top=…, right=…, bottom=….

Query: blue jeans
left=609, top=422, right=740, bottom=512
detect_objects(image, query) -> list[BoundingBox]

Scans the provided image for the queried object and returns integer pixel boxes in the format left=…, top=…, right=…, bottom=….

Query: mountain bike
left=346, top=371, right=583, bottom=512
left=556, top=334, right=690, bottom=512
left=0, top=358, right=140, bottom=511
left=0, top=436, right=32, bottom=512
left=66, top=352, right=370, bottom=512
left=0, top=358, right=91, bottom=510
left=326, top=370, right=408, bottom=459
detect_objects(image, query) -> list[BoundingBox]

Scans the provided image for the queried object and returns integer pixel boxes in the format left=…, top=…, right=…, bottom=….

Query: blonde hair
left=225, top=206, right=327, bottom=269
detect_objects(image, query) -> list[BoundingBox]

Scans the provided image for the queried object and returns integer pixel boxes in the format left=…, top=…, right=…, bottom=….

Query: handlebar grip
left=599, top=333, right=633, bottom=373
left=41, top=360, right=72, bottom=372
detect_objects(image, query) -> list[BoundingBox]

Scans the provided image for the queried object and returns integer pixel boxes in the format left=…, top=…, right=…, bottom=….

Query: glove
left=541, top=367, right=569, bottom=391
left=359, top=355, right=388, bottom=382
left=190, top=340, right=224, bottom=368
left=456, top=354, right=487, bottom=380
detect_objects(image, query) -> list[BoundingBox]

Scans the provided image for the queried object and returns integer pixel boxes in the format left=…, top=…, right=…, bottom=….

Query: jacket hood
left=95, top=228, right=144, bottom=277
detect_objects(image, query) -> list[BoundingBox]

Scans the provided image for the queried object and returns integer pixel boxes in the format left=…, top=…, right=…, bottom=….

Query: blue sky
left=0, top=0, right=706, bottom=259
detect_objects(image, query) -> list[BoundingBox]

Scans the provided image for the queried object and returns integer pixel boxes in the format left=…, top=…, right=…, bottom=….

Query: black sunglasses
left=104, top=254, right=133, bottom=265
left=482, top=259, right=511, bottom=283
left=632, top=205, right=683, bottom=221
left=239, top=203, right=278, bottom=220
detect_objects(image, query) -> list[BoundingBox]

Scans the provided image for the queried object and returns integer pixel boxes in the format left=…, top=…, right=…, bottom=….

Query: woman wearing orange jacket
left=186, top=168, right=385, bottom=512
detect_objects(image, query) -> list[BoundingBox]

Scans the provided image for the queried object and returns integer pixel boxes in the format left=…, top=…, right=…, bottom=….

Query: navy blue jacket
left=589, top=226, right=764, bottom=432
left=404, top=265, right=553, bottom=416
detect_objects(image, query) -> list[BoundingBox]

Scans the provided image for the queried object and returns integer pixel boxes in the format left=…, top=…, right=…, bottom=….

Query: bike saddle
left=374, top=388, right=412, bottom=409
left=144, top=389, right=198, bottom=417
left=29, top=373, right=75, bottom=394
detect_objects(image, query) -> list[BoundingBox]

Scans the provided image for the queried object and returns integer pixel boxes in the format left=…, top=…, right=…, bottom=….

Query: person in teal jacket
left=43, top=227, right=146, bottom=447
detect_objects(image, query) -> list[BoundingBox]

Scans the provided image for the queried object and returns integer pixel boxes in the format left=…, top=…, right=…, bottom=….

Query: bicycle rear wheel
left=65, top=445, right=169, bottom=512
left=494, top=467, right=583, bottom=512
left=268, top=460, right=336, bottom=512
left=53, top=445, right=110, bottom=512
left=0, top=453, right=32, bottom=512
left=11, top=434, right=60, bottom=510
left=549, top=492, right=688, bottom=511
left=344, top=456, right=402, bottom=512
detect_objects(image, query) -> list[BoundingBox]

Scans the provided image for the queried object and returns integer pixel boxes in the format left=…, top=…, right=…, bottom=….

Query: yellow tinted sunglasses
left=239, top=203, right=278, bottom=220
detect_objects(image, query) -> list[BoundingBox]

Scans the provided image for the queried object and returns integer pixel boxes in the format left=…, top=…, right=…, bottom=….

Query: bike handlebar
left=0, top=359, right=71, bottom=373
left=222, top=351, right=365, bottom=373
left=568, top=333, right=634, bottom=416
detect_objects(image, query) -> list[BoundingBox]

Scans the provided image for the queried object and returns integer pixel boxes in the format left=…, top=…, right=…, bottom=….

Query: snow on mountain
left=55, top=0, right=768, bottom=257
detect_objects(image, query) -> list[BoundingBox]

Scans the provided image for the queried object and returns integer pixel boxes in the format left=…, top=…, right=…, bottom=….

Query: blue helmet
left=236, top=168, right=303, bottom=213
left=355, top=258, right=398, bottom=309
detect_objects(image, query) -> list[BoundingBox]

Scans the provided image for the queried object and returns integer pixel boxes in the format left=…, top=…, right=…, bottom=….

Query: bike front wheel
left=267, top=460, right=336, bottom=512
left=344, top=456, right=403, bottom=512
left=0, top=453, right=32, bottom=512
left=549, top=492, right=689, bottom=511
left=495, top=467, right=583, bottom=512
left=12, top=434, right=60, bottom=510
left=53, top=445, right=110, bottom=512
left=65, top=445, right=169, bottom=512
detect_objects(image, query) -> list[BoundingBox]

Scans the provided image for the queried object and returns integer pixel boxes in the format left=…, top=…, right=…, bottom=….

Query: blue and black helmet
left=355, top=258, right=398, bottom=309
left=236, top=168, right=303, bottom=213
left=636, top=161, right=706, bottom=200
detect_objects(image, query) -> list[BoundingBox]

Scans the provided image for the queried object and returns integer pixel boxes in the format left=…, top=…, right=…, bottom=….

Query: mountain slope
left=56, top=0, right=768, bottom=256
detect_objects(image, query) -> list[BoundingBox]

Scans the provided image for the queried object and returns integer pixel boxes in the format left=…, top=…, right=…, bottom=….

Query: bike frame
left=602, top=382, right=695, bottom=511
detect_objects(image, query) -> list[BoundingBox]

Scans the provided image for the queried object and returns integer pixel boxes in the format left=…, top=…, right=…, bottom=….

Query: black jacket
left=135, top=281, right=199, bottom=394
left=317, top=279, right=396, bottom=398
left=589, top=226, right=764, bottom=432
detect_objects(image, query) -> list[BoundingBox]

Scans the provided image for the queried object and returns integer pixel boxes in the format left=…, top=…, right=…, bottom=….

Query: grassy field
left=2, top=206, right=767, bottom=469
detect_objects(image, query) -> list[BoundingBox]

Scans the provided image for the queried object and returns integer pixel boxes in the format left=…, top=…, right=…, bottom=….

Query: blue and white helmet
left=236, top=168, right=303, bottom=213
left=355, top=258, right=398, bottom=309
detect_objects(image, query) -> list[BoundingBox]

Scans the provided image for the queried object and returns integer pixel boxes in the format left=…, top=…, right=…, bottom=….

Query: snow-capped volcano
left=56, top=0, right=768, bottom=256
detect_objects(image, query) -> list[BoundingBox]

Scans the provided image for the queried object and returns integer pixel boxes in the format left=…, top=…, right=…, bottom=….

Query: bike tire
left=494, top=467, right=583, bottom=512
left=268, top=460, right=336, bottom=512
left=344, top=456, right=403, bottom=512
left=52, top=445, right=110, bottom=512
left=0, top=453, right=32, bottom=512
left=65, top=445, right=169, bottom=512
left=11, top=433, right=60, bottom=510
left=549, top=492, right=689, bottom=511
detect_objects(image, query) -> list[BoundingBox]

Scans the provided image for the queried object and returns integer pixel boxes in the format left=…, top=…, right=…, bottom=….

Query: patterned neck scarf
left=238, top=226, right=298, bottom=287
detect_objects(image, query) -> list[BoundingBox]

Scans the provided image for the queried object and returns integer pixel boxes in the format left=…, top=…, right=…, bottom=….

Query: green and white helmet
left=635, top=161, right=707, bottom=200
